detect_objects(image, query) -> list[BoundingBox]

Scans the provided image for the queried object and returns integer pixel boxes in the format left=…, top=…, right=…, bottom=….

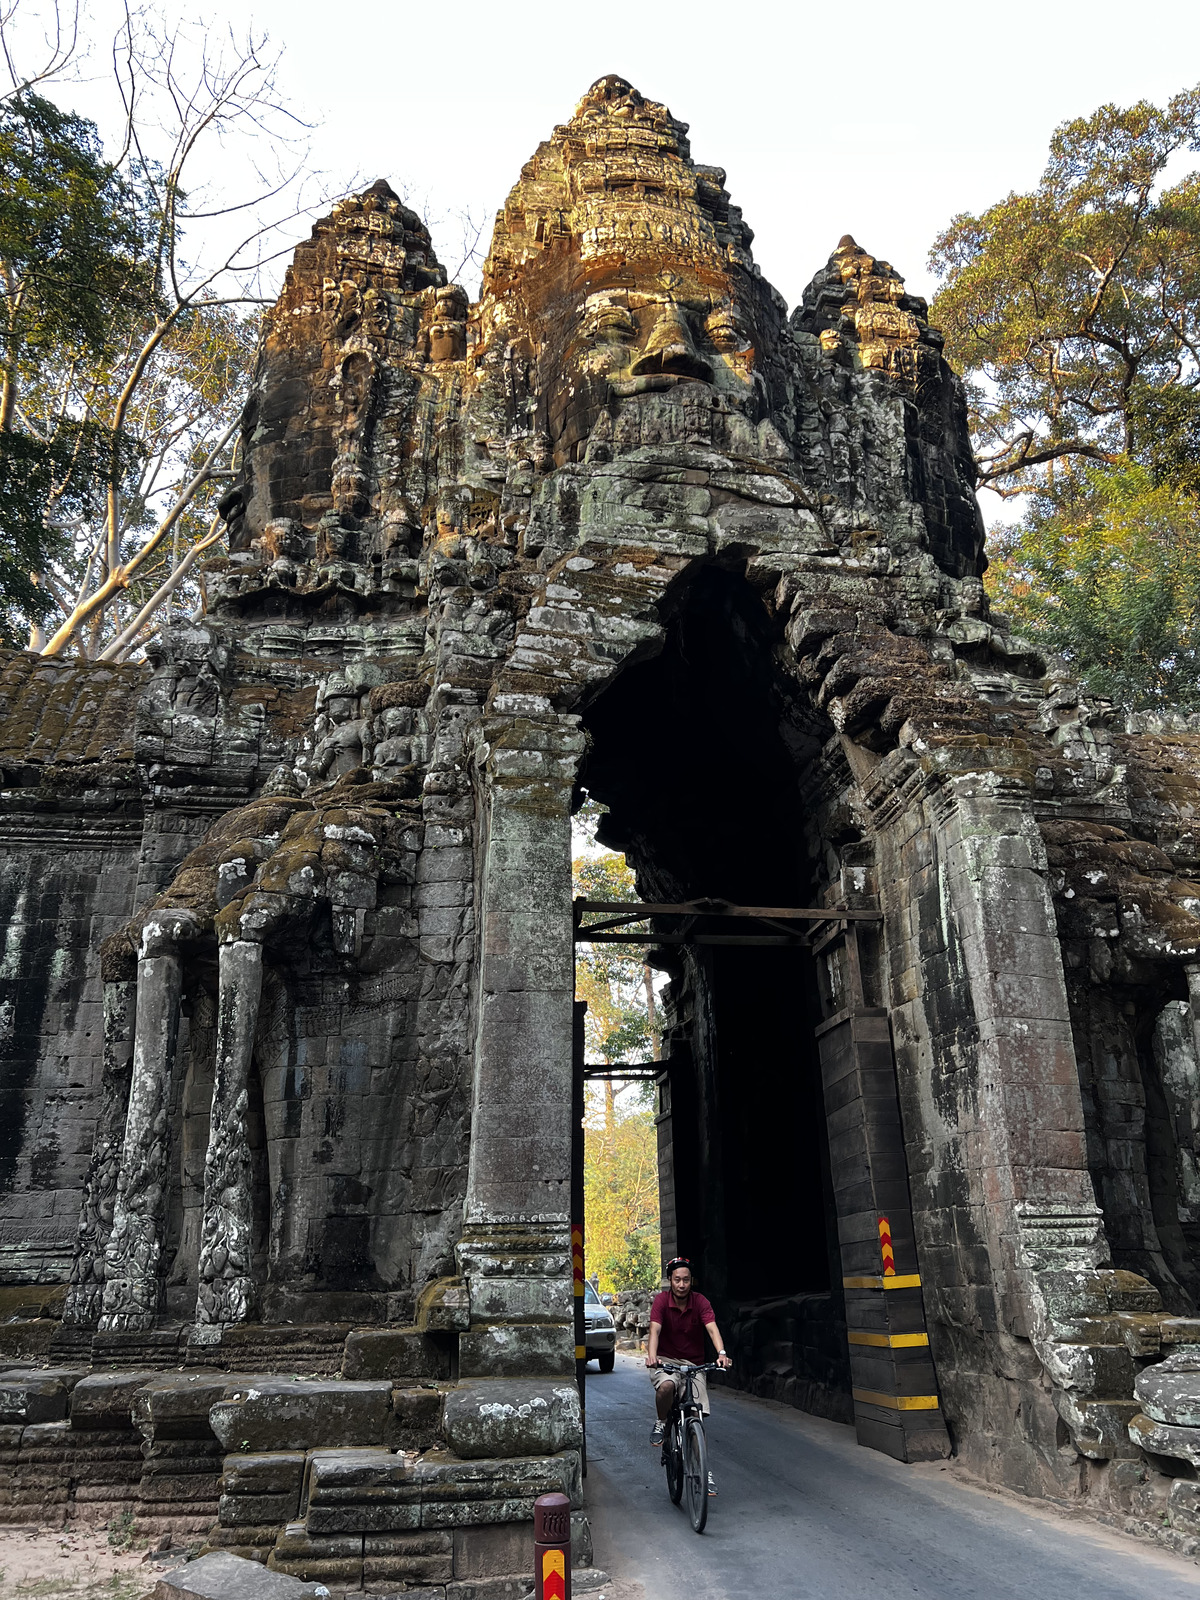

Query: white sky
left=11, top=0, right=1200, bottom=531
left=199, top=0, right=1200, bottom=313
left=18, top=0, right=1200, bottom=311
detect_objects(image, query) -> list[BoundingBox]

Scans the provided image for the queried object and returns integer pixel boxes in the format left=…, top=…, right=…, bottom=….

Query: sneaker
left=650, top=1420, right=665, bottom=1447
left=707, top=1472, right=717, bottom=1496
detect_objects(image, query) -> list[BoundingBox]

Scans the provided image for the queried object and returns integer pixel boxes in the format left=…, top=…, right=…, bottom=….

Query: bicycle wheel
left=683, top=1416, right=708, bottom=1533
left=665, top=1416, right=684, bottom=1505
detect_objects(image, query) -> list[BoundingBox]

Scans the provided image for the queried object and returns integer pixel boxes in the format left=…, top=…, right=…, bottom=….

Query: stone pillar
left=451, top=712, right=585, bottom=1416
left=99, top=912, right=193, bottom=1332
left=933, top=769, right=1101, bottom=1325
left=929, top=770, right=1154, bottom=1461
left=1185, top=964, right=1200, bottom=1072
left=62, top=979, right=136, bottom=1328
left=875, top=757, right=1155, bottom=1470
left=194, top=937, right=263, bottom=1328
left=815, top=998, right=951, bottom=1463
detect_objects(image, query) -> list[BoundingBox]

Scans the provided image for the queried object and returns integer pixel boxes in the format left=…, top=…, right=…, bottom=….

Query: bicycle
left=655, top=1360, right=722, bottom=1533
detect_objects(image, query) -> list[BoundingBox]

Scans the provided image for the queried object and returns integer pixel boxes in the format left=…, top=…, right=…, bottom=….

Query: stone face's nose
left=631, top=303, right=712, bottom=382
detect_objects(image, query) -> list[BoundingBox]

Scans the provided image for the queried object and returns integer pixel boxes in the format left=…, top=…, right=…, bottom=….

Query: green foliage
left=0, top=429, right=65, bottom=637
left=1129, top=384, right=1200, bottom=499
left=105, top=1508, right=135, bottom=1551
left=929, top=85, right=1200, bottom=490
left=0, top=89, right=158, bottom=640
left=930, top=81, right=1200, bottom=710
left=574, top=801, right=662, bottom=1291
left=604, top=1232, right=660, bottom=1293
left=0, top=6, right=295, bottom=656
left=988, top=464, right=1200, bottom=709
left=0, top=90, right=153, bottom=376
left=573, top=841, right=660, bottom=1067
left=584, top=1102, right=661, bottom=1293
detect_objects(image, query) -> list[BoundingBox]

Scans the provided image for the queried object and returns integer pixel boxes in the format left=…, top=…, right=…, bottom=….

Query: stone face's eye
left=588, top=303, right=637, bottom=344
left=704, top=310, right=742, bottom=353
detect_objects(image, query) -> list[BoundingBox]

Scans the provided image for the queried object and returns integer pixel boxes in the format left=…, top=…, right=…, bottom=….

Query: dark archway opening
left=578, top=563, right=852, bottom=1418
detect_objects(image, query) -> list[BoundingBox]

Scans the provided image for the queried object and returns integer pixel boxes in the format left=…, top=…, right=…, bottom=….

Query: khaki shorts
left=650, top=1364, right=709, bottom=1415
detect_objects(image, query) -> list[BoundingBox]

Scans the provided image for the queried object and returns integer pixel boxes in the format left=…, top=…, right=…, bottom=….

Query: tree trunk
left=643, top=963, right=660, bottom=1060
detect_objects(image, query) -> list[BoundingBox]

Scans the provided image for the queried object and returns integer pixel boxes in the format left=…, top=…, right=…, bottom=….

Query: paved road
left=583, top=1352, right=1200, bottom=1600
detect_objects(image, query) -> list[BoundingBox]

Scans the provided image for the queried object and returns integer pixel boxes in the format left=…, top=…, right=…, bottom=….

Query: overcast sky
left=22, top=0, right=1200, bottom=313
left=12, top=0, right=1200, bottom=537
left=222, top=0, right=1200, bottom=312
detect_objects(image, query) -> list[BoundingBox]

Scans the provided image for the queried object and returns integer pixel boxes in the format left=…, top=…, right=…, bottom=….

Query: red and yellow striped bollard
left=534, top=1491, right=571, bottom=1600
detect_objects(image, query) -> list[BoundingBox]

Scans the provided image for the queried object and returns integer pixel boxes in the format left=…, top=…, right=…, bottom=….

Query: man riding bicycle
left=645, top=1256, right=733, bottom=1473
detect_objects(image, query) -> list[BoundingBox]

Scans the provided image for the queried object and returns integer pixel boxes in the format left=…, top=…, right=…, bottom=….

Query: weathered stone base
left=0, top=1355, right=589, bottom=1584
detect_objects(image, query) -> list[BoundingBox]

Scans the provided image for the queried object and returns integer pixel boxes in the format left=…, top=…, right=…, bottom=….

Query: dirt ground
left=0, top=1526, right=647, bottom=1600
left=0, top=1524, right=160, bottom=1600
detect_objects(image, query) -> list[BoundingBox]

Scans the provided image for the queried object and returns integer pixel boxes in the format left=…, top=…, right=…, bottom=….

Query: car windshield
left=584, top=1283, right=600, bottom=1305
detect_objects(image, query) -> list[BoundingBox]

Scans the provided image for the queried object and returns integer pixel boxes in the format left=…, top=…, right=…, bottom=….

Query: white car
left=584, top=1282, right=616, bottom=1371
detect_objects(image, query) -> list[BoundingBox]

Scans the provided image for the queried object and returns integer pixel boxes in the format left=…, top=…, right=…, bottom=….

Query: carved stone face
left=427, top=286, right=469, bottom=364
left=476, top=77, right=771, bottom=465
left=536, top=276, right=760, bottom=461
left=337, top=352, right=374, bottom=427
left=583, top=295, right=638, bottom=349
left=704, top=306, right=746, bottom=354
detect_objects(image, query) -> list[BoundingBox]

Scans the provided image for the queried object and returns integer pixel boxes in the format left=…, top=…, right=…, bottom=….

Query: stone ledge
left=341, top=1329, right=449, bottom=1383
left=212, top=1382, right=394, bottom=1453
left=442, top=1382, right=581, bottom=1460
left=0, top=1368, right=88, bottom=1424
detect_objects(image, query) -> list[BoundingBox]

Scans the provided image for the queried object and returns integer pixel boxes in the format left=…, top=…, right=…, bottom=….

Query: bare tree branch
left=42, top=410, right=239, bottom=655
left=0, top=0, right=79, bottom=101
left=99, top=512, right=223, bottom=660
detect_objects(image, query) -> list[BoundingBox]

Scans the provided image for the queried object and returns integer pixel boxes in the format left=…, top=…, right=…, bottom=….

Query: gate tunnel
left=572, top=565, right=951, bottom=1463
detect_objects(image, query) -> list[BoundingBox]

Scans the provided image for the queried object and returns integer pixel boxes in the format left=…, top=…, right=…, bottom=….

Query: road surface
left=583, top=1352, right=1200, bottom=1600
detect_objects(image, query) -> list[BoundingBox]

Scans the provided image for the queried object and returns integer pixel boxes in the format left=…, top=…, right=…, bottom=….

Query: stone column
left=62, top=979, right=136, bottom=1328
left=99, top=911, right=194, bottom=1332
left=450, top=711, right=586, bottom=1427
left=933, top=769, right=1101, bottom=1318
left=928, top=770, right=1153, bottom=1461
left=194, top=937, right=262, bottom=1329
left=1185, top=964, right=1200, bottom=1071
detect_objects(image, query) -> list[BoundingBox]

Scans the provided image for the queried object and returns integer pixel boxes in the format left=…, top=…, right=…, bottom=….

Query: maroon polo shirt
left=651, top=1288, right=717, bottom=1363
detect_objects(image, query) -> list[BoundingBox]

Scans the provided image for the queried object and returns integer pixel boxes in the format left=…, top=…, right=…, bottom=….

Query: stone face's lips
left=630, top=343, right=712, bottom=383
left=608, top=372, right=691, bottom=395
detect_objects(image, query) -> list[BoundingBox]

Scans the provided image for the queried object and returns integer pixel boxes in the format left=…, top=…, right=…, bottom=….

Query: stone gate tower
left=5, top=74, right=1200, bottom=1569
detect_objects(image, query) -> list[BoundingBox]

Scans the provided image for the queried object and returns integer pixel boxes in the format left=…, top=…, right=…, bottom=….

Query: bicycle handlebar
left=654, top=1360, right=724, bottom=1373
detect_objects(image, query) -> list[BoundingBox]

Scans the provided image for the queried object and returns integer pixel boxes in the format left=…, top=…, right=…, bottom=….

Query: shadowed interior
left=579, top=564, right=852, bottom=1416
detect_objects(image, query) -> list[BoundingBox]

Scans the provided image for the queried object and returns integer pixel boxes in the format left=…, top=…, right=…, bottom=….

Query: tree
left=573, top=801, right=662, bottom=1291
left=930, top=84, right=1200, bottom=711
left=0, top=87, right=154, bottom=642
left=0, top=0, right=331, bottom=657
left=574, top=833, right=661, bottom=1130
left=583, top=1102, right=661, bottom=1294
left=989, top=465, right=1200, bottom=710
left=573, top=801, right=661, bottom=1068
left=929, top=86, right=1200, bottom=495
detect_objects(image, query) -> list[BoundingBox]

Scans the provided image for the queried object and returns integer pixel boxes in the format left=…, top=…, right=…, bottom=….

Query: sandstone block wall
left=1, top=73, right=1200, bottom=1558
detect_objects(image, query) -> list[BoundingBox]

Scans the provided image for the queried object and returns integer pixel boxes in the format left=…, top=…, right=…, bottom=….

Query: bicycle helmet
left=663, top=1256, right=693, bottom=1278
